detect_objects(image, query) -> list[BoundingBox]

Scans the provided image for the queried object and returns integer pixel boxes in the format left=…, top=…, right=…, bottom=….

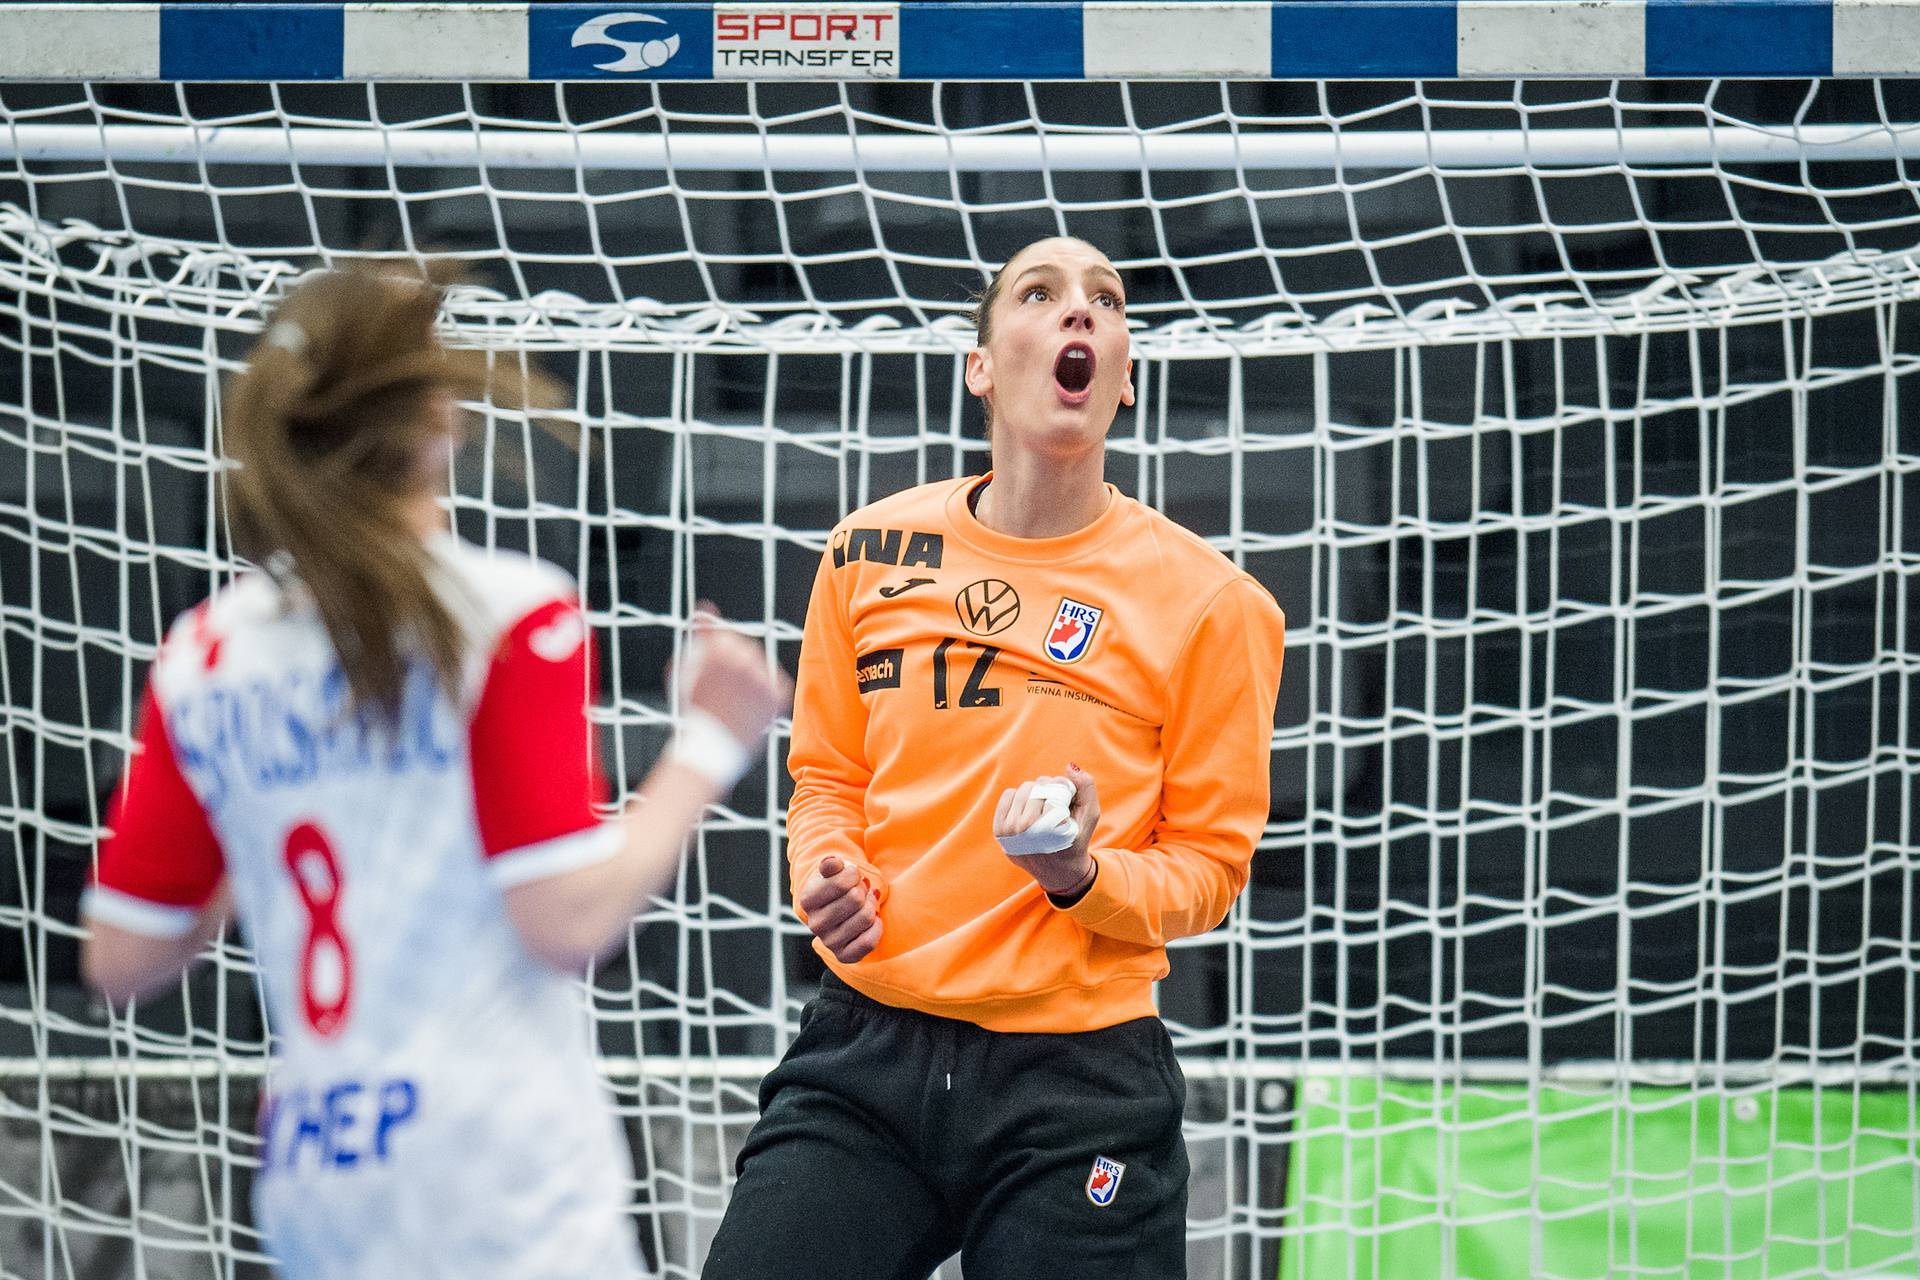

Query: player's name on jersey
left=168, top=662, right=461, bottom=810
left=831, top=527, right=944, bottom=569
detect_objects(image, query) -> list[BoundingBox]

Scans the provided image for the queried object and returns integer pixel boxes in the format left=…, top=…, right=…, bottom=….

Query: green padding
left=1281, top=1077, right=1920, bottom=1280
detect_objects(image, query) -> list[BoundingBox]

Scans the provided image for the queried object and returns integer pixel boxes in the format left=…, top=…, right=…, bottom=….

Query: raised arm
left=499, top=608, right=788, bottom=971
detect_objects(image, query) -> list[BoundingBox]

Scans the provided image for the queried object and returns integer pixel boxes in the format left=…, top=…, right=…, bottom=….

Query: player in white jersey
left=78, top=264, right=789, bottom=1279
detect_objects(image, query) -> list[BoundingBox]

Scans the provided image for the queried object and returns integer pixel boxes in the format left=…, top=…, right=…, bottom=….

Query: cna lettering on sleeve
left=260, top=1077, right=419, bottom=1174
left=167, top=662, right=459, bottom=809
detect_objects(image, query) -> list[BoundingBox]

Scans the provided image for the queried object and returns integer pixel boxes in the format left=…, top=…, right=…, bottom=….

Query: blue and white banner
left=0, top=1, right=1913, bottom=81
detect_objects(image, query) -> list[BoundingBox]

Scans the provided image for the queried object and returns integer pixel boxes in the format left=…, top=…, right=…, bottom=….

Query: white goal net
left=3, top=76, right=1919, bottom=1279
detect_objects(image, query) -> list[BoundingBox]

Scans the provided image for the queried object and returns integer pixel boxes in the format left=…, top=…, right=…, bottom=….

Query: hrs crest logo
left=1085, top=1155, right=1126, bottom=1207
left=1044, top=598, right=1103, bottom=664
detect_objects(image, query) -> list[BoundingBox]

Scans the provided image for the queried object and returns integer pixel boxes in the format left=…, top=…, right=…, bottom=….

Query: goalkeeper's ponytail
left=969, top=260, right=1010, bottom=439
left=222, top=263, right=545, bottom=723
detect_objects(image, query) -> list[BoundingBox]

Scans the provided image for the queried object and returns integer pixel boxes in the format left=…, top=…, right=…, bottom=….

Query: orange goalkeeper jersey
left=787, top=474, right=1286, bottom=1032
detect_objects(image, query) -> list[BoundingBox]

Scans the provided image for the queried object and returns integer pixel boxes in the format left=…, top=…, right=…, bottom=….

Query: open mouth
left=1053, top=342, right=1095, bottom=399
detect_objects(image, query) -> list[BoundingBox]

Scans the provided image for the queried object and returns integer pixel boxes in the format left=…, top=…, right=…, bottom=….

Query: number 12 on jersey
left=284, top=821, right=353, bottom=1038
left=931, top=639, right=1001, bottom=709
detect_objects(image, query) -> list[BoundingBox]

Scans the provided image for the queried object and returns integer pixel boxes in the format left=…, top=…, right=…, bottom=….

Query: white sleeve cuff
left=487, top=823, right=622, bottom=890
left=81, top=885, right=202, bottom=939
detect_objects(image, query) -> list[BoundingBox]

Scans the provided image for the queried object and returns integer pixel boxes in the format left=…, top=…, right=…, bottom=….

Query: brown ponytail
left=222, top=263, right=546, bottom=722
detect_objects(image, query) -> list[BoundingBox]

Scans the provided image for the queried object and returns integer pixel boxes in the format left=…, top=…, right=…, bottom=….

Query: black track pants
left=703, top=974, right=1189, bottom=1280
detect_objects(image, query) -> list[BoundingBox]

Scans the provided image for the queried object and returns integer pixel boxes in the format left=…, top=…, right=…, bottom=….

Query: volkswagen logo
left=955, top=579, right=1020, bottom=636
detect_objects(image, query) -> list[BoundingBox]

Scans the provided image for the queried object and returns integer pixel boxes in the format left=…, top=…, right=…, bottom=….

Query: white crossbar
left=8, top=122, right=1920, bottom=172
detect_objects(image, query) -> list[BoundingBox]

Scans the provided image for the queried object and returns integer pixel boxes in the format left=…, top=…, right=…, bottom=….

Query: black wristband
left=1047, top=859, right=1098, bottom=909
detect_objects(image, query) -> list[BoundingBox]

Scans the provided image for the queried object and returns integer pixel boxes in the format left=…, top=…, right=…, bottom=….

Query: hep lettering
left=261, top=1076, right=419, bottom=1173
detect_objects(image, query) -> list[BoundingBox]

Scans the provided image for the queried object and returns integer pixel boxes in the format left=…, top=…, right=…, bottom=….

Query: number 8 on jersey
left=284, top=821, right=352, bottom=1038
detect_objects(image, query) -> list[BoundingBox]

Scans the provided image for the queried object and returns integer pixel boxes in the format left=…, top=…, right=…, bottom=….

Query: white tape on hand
left=996, top=778, right=1080, bottom=856
left=667, top=708, right=753, bottom=792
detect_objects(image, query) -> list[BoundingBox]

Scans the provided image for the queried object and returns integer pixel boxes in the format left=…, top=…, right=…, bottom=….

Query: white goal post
left=3, top=5, right=1920, bottom=1279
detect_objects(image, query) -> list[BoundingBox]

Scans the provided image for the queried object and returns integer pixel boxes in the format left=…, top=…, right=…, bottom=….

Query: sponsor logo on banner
left=956, top=579, right=1021, bottom=636
left=1085, top=1154, right=1125, bottom=1207
left=1044, top=597, right=1102, bottom=664
left=714, top=4, right=901, bottom=78
left=530, top=7, right=710, bottom=78
left=572, top=12, right=682, bottom=70
left=855, top=647, right=904, bottom=693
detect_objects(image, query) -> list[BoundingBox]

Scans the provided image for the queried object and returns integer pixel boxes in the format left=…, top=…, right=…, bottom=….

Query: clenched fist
left=993, top=763, right=1101, bottom=898
left=798, top=855, right=882, bottom=963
